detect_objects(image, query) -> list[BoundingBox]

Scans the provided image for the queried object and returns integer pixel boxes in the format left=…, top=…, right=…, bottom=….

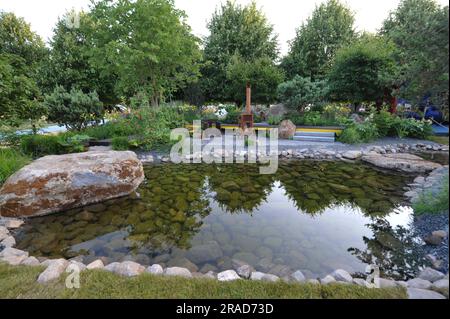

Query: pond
left=13, top=161, right=428, bottom=280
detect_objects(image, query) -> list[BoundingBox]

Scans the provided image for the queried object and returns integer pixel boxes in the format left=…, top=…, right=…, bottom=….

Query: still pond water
left=13, top=161, right=427, bottom=280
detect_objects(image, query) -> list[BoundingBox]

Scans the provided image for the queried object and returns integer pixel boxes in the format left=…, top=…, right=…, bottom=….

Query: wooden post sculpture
left=240, top=82, right=254, bottom=130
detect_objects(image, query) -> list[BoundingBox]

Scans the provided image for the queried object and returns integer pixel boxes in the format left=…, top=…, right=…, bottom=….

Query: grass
left=427, top=135, right=449, bottom=145
left=413, top=173, right=449, bottom=215
left=0, top=148, right=31, bottom=185
left=0, top=263, right=407, bottom=299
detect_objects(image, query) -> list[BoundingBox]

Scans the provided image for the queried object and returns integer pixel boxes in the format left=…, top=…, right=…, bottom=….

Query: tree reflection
left=348, top=219, right=429, bottom=280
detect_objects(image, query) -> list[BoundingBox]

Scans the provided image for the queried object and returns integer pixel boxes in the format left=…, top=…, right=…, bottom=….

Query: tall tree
left=0, top=12, right=46, bottom=127
left=201, top=1, right=279, bottom=102
left=226, top=55, right=284, bottom=105
left=87, top=0, right=201, bottom=106
left=381, top=0, right=449, bottom=111
left=327, top=35, right=398, bottom=107
left=281, top=0, right=355, bottom=80
left=39, top=10, right=117, bottom=106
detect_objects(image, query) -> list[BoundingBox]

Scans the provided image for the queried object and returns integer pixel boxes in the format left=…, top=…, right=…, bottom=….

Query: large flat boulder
left=361, top=153, right=441, bottom=173
left=0, top=151, right=144, bottom=218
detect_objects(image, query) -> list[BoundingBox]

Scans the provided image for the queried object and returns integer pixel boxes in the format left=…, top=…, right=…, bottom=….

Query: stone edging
left=139, top=142, right=448, bottom=163
left=0, top=239, right=448, bottom=299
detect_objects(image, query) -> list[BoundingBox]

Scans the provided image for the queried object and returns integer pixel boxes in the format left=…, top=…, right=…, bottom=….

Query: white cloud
left=1, top=0, right=448, bottom=55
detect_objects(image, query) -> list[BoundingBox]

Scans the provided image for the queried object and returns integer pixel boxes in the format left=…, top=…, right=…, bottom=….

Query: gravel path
left=414, top=213, right=449, bottom=274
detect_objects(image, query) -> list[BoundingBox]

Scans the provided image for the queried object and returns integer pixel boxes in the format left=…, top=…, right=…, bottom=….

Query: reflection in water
left=348, top=219, right=429, bottom=280
left=13, top=161, right=425, bottom=279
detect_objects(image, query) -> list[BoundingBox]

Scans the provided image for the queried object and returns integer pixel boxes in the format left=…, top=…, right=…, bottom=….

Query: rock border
left=1, top=238, right=448, bottom=299
left=139, top=142, right=448, bottom=164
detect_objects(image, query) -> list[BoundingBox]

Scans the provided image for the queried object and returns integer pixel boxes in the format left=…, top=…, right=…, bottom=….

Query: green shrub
left=372, top=109, right=398, bottom=137
left=111, top=136, right=130, bottom=151
left=45, top=86, right=104, bottom=131
left=222, top=108, right=241, bottom=124
left=0, top=148, right=30, bottom=184
left=413, top=174, right=449, bottom=215
left=277, top=75, right=328, bottom=110
left=395, top=118, right=432, bottom=139
left=339, top=120, right=379, bottom=144
left=20, top=135, right=66, bottom=157
left=82, top=121, right=135, bottom=140
left=58, top=134, right=91, bottom=153
left=338, top=126, right=361, bottom=144
left=267, top=115, right=283, bottom=125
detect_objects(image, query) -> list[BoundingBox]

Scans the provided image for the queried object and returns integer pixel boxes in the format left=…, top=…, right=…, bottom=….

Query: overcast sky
left=1, top=0, right=449, bottom=55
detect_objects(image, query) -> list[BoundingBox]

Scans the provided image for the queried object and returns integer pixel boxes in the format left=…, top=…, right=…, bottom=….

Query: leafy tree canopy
left=87, top=0, right=202, bottom=106
left=381, top=0, right=449, bottom=109
left=39, top=10, right=118, bottom=106
left=327, top=34, right=398, bottom=104
left=0, top=12, right=46, bottom=126
left=281, top=0, right=355, bottom=80
left=226, top=55, right=284, bottom=105
left=201, top=0, right=279, bottom=102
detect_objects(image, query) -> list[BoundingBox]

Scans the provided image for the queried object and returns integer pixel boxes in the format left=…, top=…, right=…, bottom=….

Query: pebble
left=86, top=259, right=105, bottom=270
left=37, top=259, right=69, bottom=283
left=217, top=270, right=241, bottom=282
left=407, top=288, right=446, bottom=299
left=164, top=267, right=193, bottom=278
left=321, top=275, right=336, bottom=285
left=418, top=267, right=446, bottom=282
left=407, top=278, right=432, bottom=290
left=290, top=270, right=306, bottom=282
left=332, top=269, right=353, bottom=283
left=146, top=264, right=164, bottom=275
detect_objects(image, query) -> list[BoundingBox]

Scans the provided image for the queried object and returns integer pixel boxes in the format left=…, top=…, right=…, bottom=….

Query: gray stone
left=342, top=151, right=362, bottom=160
left=407, top=278, right=432, bottom=289
left=4, top=219, right=24, bottom=229
left=202, top=271, right=217, bottom=279
left=217, top=270, right=241, bottom=282
left=419, top=267, right=445, bottom=282
left=331, top=269, right=353, bottom=283
left=377, top=278, right=397, bottom=288
left=68, top=260, right=86, bottom=271
left=167, top=257, right=199, bottom=273
left=431, top=230, right=447, bottom=239
left=290, top=270, right=306, bottom=283
left=146, top=264, right=164, bottom=275
left=0, top=226, right=8, bottom=241
left=407, top=288, right=446, bottom=299
left=21, top=256, right=41, bottom=266
left=104, top=262, right=120, bottom=272
left=308, top=279, right=320, bottom=285
left=250, top=271, right=266, bottom=281
left=0, top=236, right=15, bottom=248
left=236, top=264, right=253, bottom=279
left=2, top=254, right=27, bottom=265
left=37, top=259, right=69, bottom=283
left=261, top=273, right=280, bottom=282
left=186, top=241, right=222, bottom=264
left=320, top=275, right=336, bottom=285
left=431, top=279, right=449, bottom=297
left=86, top=259, right=104, bottom=270
left=0, top=247, right=28, bottom=258
left=424, top=234, right=444, bottom=246
left=164, top=267, right=192, bottom=278
left=0, top=151, right=144, bottom=217
left=361, top=153, right=441, bottom=173
left=353, top=278, right=371, bottom=287
left=112, top=261, right=145, bottom=277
